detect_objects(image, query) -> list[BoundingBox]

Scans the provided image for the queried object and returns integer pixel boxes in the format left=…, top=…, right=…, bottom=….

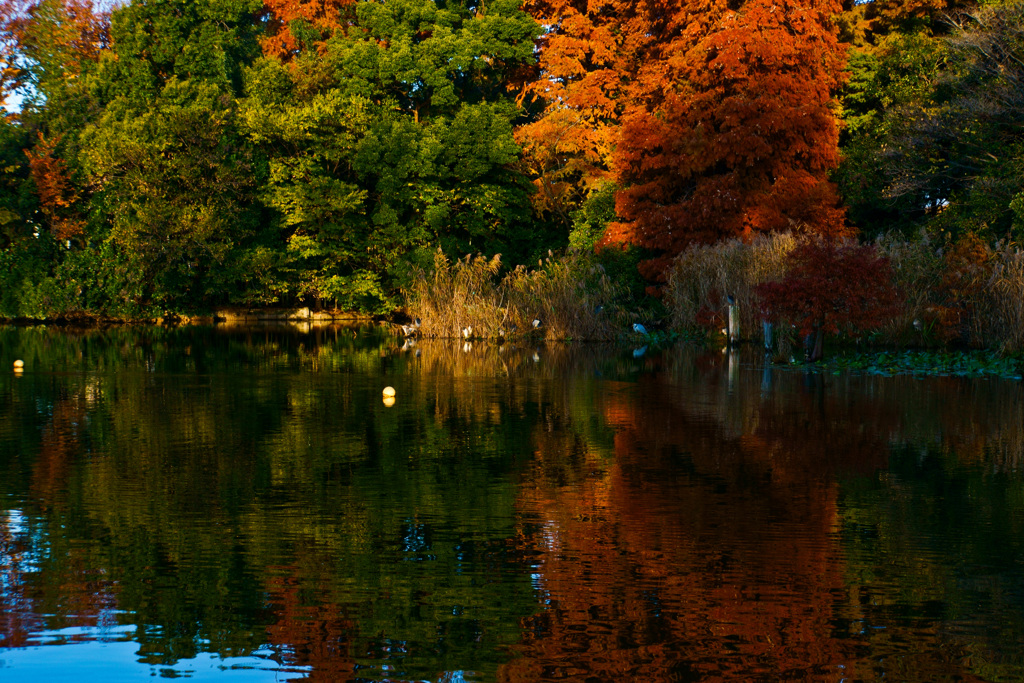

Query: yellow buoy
left=382, top=396, right=396, bottom=408
left=13, top=359, right=24, bottom=369
left=382, top=386, right=396, bottom=398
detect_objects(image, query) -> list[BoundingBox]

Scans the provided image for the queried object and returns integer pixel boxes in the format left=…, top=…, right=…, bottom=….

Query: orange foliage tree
left=1, top=0, right=108, bottom=99
left=519, top=0, right=848, bottom=279
left=0, top=0, right=31, bottom=104
left=259, top=0, right=355, bottom=60
left=24, top=132, right=85, bottom=242
left=514, top=0, right=650, bottom=226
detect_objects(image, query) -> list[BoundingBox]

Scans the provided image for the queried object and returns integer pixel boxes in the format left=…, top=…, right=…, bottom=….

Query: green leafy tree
left=241, top=0, right=544, bottom=312
left=74, top=0, right=278, bottom=312
left=838, top=2, right=1024, bottom=242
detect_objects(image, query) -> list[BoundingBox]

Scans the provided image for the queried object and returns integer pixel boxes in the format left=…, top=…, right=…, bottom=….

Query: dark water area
left=1, top=324, right=1022, bottom=682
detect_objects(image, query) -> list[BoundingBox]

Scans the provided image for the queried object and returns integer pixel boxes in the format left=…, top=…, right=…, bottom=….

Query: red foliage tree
left=756, top=238, right=901, bottom=360
left=519, top=0, right=849, bottom=279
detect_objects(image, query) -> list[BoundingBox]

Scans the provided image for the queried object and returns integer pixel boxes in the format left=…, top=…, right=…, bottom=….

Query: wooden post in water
left=727, top=295, right=739, bottom=347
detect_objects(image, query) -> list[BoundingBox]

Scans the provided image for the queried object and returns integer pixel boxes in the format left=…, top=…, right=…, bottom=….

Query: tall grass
left=663, top=230, right=1024, bottom=353
left=874, top=235, right=1024, bottom=351
left=873, top=234, right=945, bottom=344
left=976, top=243, right=1024, bottom=351
left=406, top=249, right=628, bottom=341
left=663, top=233, right=797, bottom=342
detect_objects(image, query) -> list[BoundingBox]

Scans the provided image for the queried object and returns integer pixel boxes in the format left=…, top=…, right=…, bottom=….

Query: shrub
left=756, top=238, right=901, bottom=360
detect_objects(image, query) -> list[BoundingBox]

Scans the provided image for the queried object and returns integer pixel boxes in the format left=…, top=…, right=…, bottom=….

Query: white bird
left=532, top=318, right=542, bottom=328
left=462, top=325, right=473, bottom=339
left=399, top=317, right=422, bottom=337
left=633, top=323, right=647, bottom=334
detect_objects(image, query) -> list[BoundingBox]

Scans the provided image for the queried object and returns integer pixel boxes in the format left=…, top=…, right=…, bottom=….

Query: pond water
left=1, top=324, right=1023, bottom=682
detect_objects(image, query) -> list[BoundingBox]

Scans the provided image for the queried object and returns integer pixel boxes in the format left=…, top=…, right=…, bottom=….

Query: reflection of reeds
left=658, top=346, right=1024, bottom=476
left=405, top=250, right=627, bottom=341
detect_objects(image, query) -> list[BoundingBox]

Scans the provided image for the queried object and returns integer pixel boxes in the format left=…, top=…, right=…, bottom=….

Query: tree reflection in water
left=0, top=326, right=1022, bottom=681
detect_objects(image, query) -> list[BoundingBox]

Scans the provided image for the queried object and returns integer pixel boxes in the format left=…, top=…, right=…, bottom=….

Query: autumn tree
left=520, top=0, right=848, bottom=279
left=0, top=0, right=109, bottom=106
left=0, top=0, right=28, bottom=106
left=24, top=131, right=84, bottom=242
left=756, top=238, right=900, bottom=361
left=611, top=0, right=848, bottom=278
left=514, top=0, right=642, bottom=231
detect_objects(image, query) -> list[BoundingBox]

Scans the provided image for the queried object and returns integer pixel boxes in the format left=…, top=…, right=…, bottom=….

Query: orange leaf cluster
left=1, top=0, right=108, bottom=105
left=25, top=132, right=85, bottom=241
left=259, top=0, right=355, bottom=60
left=520, top=0, right=849, bottom=279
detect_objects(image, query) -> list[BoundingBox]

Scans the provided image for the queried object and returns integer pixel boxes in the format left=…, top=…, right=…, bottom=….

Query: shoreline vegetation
left=5, top=230, right=1024, bottom=380
left=3, top=0, right=1024, bottom=377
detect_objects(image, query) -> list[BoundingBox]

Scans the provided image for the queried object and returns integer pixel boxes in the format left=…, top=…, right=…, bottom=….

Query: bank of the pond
left=0, top=307, right=379, bottom=328
left=776, top=348, right=1024, bottom=380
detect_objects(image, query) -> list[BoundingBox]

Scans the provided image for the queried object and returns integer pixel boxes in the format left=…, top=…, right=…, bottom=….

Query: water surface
left=1, top=325, right=1022, bottom=681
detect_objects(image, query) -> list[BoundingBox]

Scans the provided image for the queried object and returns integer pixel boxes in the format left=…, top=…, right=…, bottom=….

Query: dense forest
left=1, top=0, right=1022, bottom=323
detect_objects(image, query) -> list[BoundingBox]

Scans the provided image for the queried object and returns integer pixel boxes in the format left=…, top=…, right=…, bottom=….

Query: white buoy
left=382, top=396, right=396, bottom=408
left=382, top=386, right=396, bottom=398
left=13, top=359, right=24, bottom=369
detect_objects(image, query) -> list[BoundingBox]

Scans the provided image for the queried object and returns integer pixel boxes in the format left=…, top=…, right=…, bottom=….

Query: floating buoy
left=382, top=386, right=396, bottom=398
left=383, top=396, right=396, bottom=408
left=13, top=359, right=24, bottom=369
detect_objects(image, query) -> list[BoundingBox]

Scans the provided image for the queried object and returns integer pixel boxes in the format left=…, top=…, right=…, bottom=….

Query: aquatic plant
left=797, top=349, right=1023, bottom=379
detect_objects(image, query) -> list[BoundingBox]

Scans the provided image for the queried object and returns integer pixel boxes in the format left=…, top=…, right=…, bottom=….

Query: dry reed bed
left=663, top=233, right=797, bottom=342
left=406, top=250, right=627, bottom=341
left=879, top=236, right=1024, bottom=351
left=664, top=232, right=1024, bottom=352
left=406, top=234, right=1024, bottom=352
